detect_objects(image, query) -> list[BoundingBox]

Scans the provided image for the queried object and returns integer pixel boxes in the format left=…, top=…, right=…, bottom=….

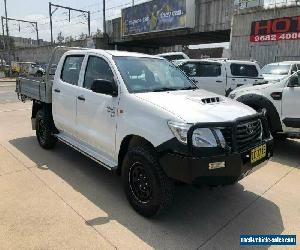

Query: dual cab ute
left=16, top=47, right=273, bottom=217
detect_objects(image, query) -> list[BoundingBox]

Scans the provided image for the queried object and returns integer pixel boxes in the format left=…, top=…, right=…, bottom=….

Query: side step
left=55, top=133, right=118, bottom=171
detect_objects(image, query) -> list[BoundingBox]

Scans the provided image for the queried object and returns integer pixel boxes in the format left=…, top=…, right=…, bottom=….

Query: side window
left=230, top=63, right=259, bottom=77
left=61, top=55, right=84, bottom=85
left=297, top=64, right=300, bottom=72
left=180, top=63, right=197, bottom=77
left=197, top=63, right=221, bottom=77
left=83, top=56, right=114, bottom=90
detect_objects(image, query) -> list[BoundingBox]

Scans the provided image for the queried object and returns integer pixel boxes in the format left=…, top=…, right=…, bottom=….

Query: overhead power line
left=49, top=2, right=91, bottom=44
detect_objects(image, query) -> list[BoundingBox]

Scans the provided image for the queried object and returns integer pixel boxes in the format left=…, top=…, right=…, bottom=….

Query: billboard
left=121, top=0, right=190, bottom=36
left=250, top=16, right=300, bottom=42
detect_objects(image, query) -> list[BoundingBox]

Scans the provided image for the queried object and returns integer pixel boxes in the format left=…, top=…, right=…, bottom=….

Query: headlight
left=192, top=128, right=226, bottom=148
left=168, top=121, right=226, bottom=148
left=168, top=121, right=191, bottom=144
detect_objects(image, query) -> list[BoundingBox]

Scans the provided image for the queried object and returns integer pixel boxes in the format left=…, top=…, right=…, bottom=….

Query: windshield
left=114, top=56, right=197, bottom=93
left=261, top=64, right=290, bottom=75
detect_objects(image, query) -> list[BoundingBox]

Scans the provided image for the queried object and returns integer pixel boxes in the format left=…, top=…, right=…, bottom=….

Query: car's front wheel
left=122, top=144, right=174, bottom=217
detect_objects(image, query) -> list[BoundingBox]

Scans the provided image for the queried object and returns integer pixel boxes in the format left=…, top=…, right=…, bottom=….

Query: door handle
left=77, top=95, right=85, bottom=101
left=216, top=80, right=223, bottom=83
left=54, top=88, right=60, bottom=93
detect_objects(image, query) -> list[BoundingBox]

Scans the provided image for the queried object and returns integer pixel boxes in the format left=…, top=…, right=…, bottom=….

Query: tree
left=79, top=33, right=87, bottom=40
left=65, top=36, right=74, bottom=43
left=0, top=35, right=15, bottom=51
left=93, top=29, right=103, bottom=38
left=57, top=31, right=64, bottom=44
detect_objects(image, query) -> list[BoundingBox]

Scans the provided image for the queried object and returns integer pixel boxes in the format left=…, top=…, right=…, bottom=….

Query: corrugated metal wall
left=231, top=6, right=300, bottom=65
left=195, top=0, right=234, bottom=32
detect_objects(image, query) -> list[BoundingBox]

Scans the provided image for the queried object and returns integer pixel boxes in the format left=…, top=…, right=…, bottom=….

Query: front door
left=52, top=54, right=84, bottom=137
left=76, top=55, right=119, bottom=160
left=282, top=75, right=300, bottom=132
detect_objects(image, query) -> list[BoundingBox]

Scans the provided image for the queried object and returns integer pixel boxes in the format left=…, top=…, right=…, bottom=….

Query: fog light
left=209, top=162, right=226, bottom=170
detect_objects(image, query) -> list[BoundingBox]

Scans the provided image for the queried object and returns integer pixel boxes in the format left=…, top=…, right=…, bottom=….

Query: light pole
left=103, top=0, right=106, bottom=34
left=4, top=0, right=12, bottom=75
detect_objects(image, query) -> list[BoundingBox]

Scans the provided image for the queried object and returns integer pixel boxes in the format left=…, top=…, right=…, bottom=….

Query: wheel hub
left=129, top=162, right=152, bottom=203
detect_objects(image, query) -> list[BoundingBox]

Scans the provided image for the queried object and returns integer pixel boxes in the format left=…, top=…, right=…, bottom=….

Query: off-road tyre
left=36, top=109, right=57, bottom=149
left=122, top=143, right=174, bottom=217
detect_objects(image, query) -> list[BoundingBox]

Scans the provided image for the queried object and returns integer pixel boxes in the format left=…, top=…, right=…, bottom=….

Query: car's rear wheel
left=36, top=110, right=57, bottom=149
left=122, top=144, right=174, bottom=217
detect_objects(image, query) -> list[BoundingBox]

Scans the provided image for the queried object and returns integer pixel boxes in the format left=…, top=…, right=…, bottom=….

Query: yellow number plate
left=251, top=144, right=267, bottom=164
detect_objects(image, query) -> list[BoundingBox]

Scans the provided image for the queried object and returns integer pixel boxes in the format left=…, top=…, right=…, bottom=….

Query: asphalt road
left=0, top=84, right=299, bottom=250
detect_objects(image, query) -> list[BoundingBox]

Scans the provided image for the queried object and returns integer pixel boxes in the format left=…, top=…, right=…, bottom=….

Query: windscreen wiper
left=152, top=87, right=178, bottom=92
left=179, top=86, right=198, bottom=90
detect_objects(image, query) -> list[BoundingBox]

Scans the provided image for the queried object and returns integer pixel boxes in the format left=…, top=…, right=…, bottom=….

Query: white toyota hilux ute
left=229, top=71, right=300, bottom=139
left=16, top=47, right=273, bottom=217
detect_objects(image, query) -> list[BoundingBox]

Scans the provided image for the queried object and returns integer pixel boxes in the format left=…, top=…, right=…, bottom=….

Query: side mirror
left=288, top=75, right=300, bottom=87
left=91, top=79, right=118, bottom=96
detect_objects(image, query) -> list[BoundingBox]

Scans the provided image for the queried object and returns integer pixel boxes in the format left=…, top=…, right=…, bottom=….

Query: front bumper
left=159, top=138, right=273, bottom=185
left=157, top=113, right=273, bottom=185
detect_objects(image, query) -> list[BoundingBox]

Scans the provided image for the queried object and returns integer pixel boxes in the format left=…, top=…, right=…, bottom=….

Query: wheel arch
left=117, top=134, right=156, bottom=175
left=237, top=94, right=282, bottom=133
left=32, top=101, right=56, bottom=132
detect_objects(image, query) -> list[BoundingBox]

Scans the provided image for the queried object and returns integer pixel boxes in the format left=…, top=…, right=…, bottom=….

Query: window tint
left=180, top=63, right=221, bottom=77
left=230, top=63, right=258, bottom=77
left=61, top=55, right=84, bottom=85
left=83, top=56, right=114, bottom=90
left=197, top=64, right=221, bottom=77
left=180, top=63, right=197, bottom=77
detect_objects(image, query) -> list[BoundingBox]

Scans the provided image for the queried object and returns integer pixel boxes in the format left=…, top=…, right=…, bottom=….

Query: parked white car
left=16, top=47, right=273, bottom=217
left=230, top=71, right=300, bottom=138
left=261, top=61, right=300, bottom=83
left=174, top=59, right=265, bottom=96
left=156, top=52, right=189, bottom=61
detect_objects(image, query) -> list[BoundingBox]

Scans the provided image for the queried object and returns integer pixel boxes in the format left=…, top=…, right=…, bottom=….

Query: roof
left=67, top=49, right=161, bottom=59
left=157, top=52, right=188, bottom=56
left=267, top=61, right=300, bottom=65
left=172, top=58, right=259, bottom=65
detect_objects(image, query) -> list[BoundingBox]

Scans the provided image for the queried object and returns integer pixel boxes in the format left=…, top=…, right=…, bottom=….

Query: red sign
left=250, top=16, right=300, bottom=42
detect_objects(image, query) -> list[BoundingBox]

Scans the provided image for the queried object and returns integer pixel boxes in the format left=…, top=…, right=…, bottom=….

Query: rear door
left=282, top=75, right=300, bottom=132
left=76, top=54, right=119, bottom=160
left=180, top=62, right=226, bottom=95
left=52, top=54, right=84, bottom=137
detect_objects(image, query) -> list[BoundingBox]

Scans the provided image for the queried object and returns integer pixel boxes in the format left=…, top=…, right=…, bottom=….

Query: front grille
left=220, top=117, right=263, bottom=152
left=236, top=119, right=262, bottom=151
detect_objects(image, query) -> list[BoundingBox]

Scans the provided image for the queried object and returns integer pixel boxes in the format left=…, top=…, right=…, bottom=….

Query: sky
left=0, top=0, right=148, bottom=42
left=0, top=0, right=297, bottom=42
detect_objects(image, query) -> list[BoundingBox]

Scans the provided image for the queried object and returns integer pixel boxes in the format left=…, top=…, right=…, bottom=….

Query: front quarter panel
left=115, top=93, right=179, bottom=159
